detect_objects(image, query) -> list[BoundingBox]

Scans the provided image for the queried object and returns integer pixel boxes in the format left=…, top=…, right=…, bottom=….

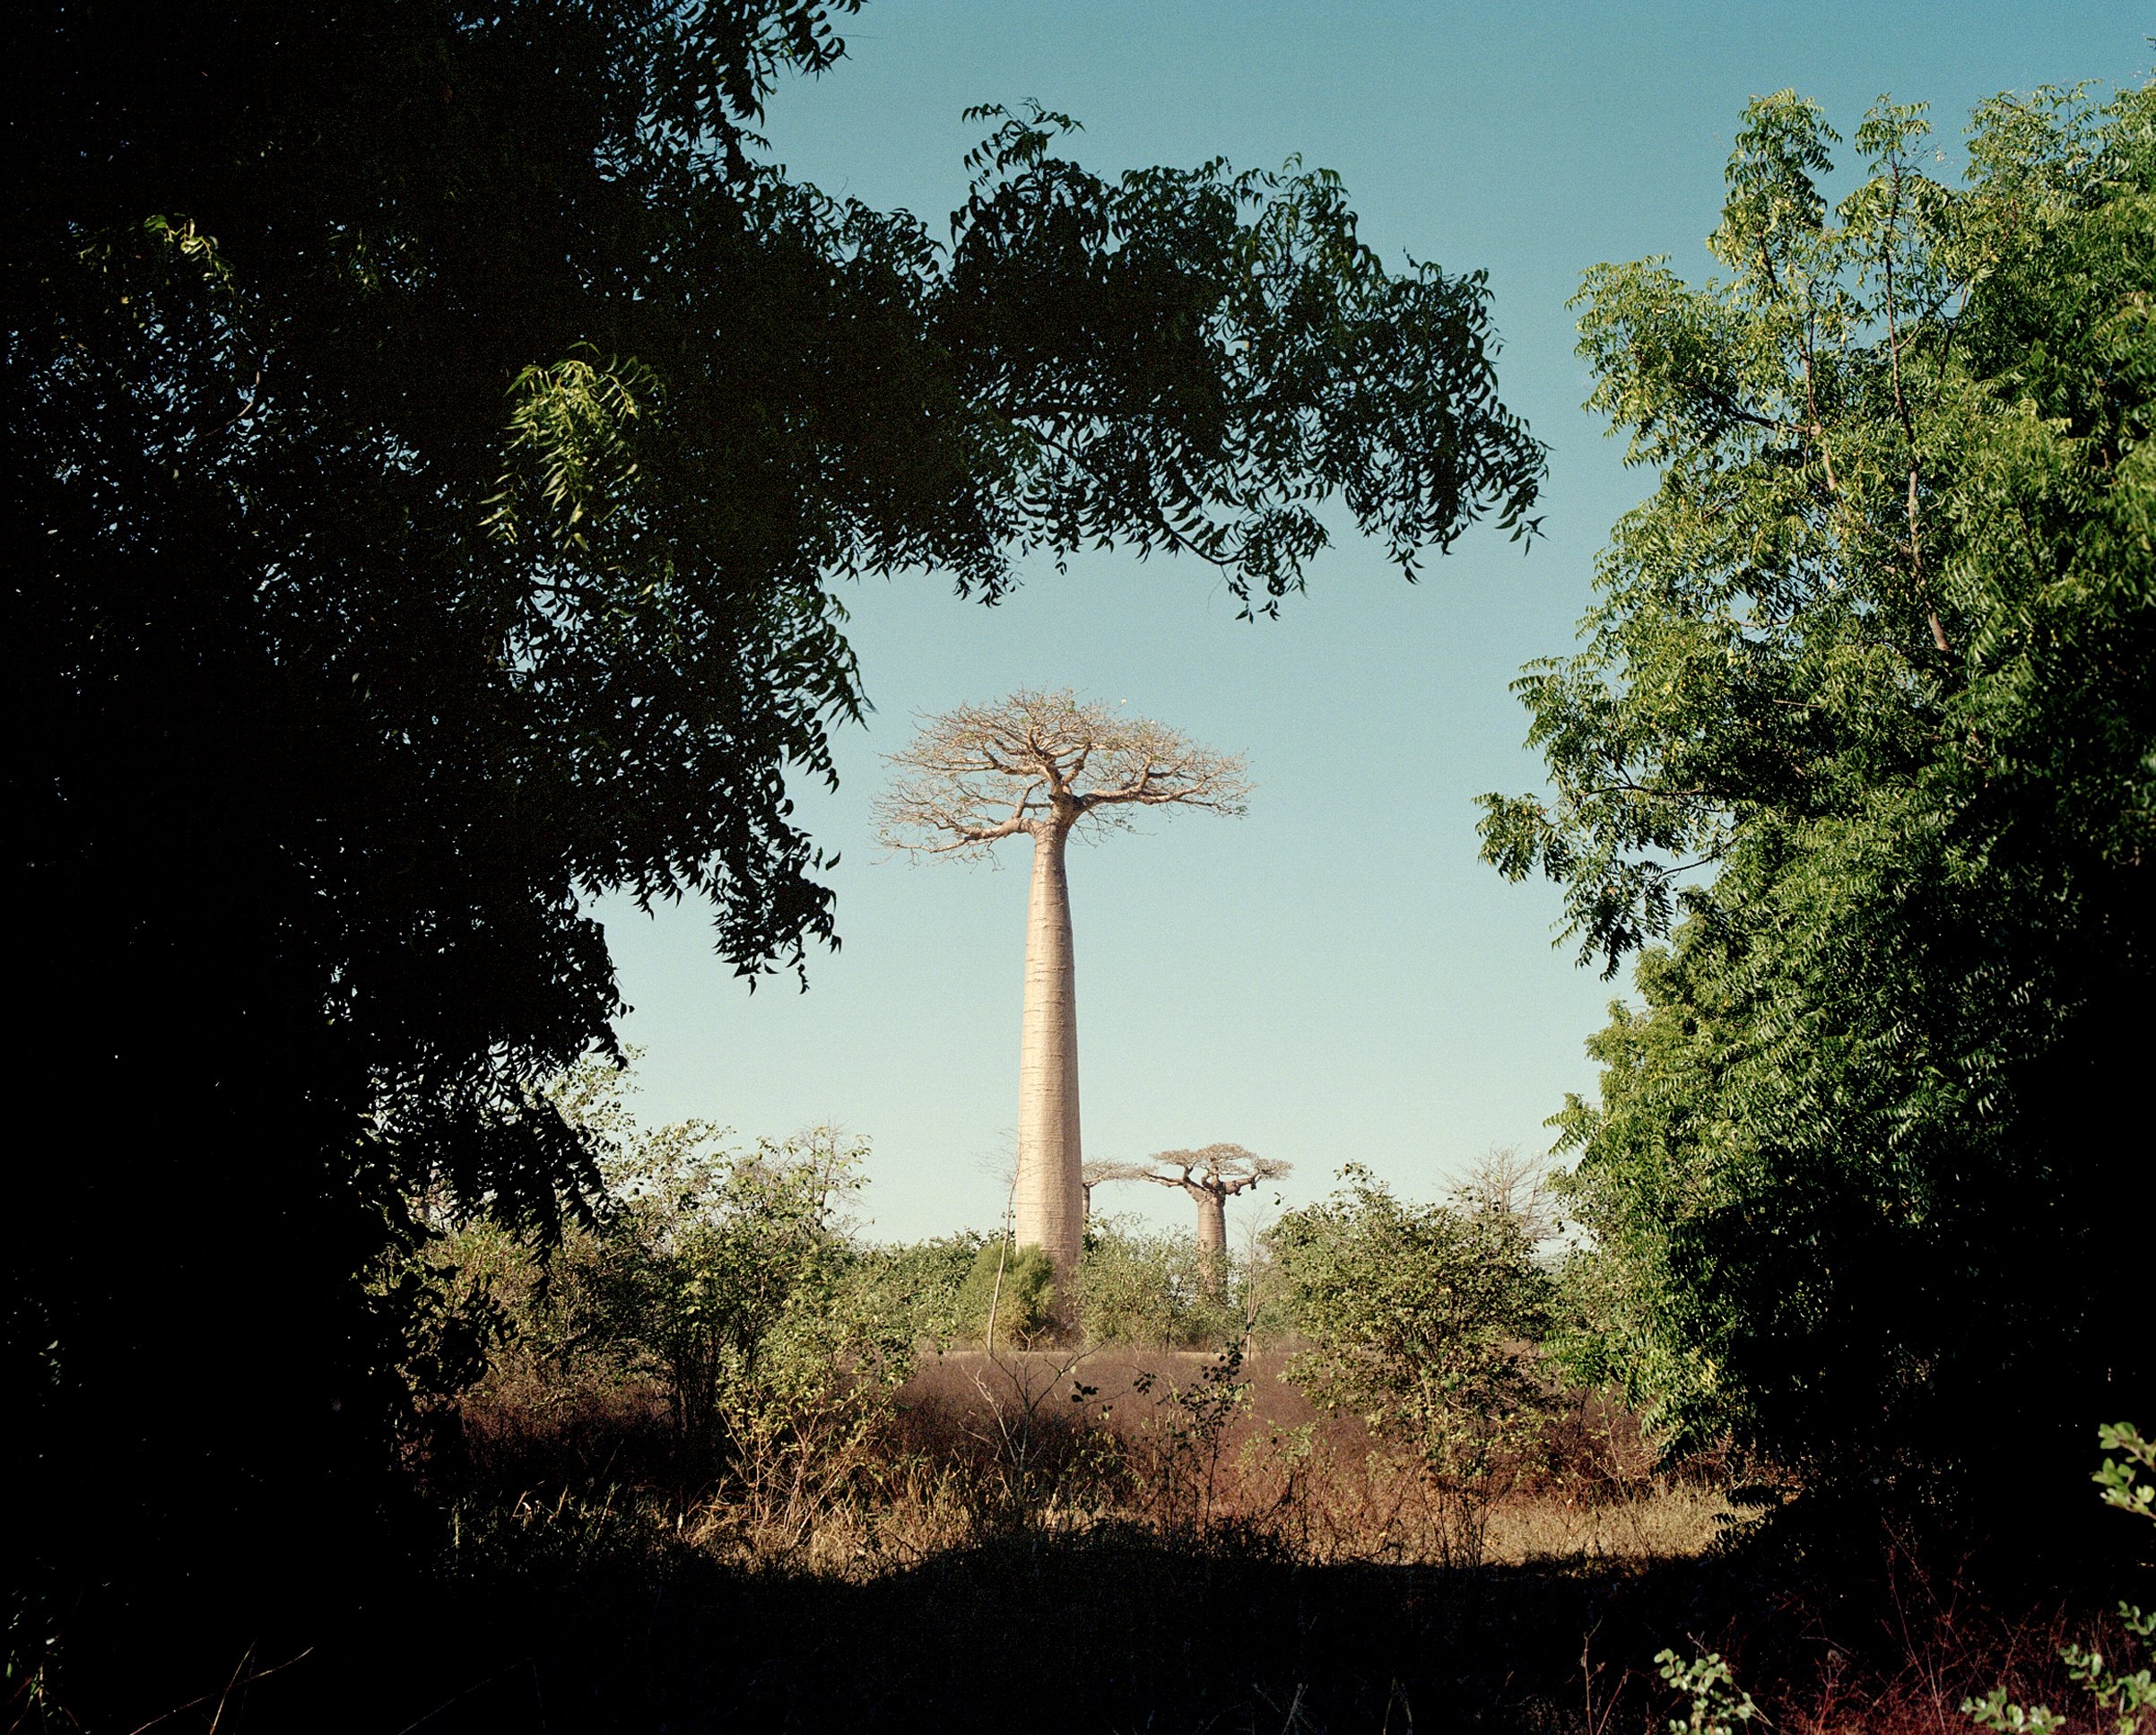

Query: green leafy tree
left=6, top=0, right=1544, bottom=1637
left=1479, top=80, right=2156, bottom=1524
left=1074, top=1217, right=1242, bottom=1349
left=1269, top=1167, right=1552, bottom=1566
left=588, top=1123, right=912, bottom=1525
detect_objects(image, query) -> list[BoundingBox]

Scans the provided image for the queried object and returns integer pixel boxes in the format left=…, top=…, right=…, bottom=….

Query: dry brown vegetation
left=448, top=1342, right=1733, bottom=1582
left=58, top=1348, right=2134, bottom=1735
left=354, top=1136, right=2150, bottom=1735
left=391, top=1362, right=2130, bottom=1735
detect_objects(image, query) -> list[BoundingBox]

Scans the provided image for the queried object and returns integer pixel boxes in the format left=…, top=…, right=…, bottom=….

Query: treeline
left=418, top=1059, right=1570, bottom=1573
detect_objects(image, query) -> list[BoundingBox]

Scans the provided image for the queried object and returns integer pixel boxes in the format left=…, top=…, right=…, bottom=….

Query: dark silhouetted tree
left=4, top=0, right=1543, bottom=1685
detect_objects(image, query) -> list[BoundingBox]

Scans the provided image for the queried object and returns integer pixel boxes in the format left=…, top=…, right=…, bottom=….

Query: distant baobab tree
left=1080, top=1159, right=1119, bottom=1219
left=1092, top=1143, right=1291, bottom=1295
left=876, top=690, right=1249, bottom=1310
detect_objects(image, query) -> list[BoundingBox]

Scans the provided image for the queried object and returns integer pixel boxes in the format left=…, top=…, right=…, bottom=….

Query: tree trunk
left=1194, top=1187, right=1228, bottom=1298
left=1013, top=822, right=1083, bottom=1312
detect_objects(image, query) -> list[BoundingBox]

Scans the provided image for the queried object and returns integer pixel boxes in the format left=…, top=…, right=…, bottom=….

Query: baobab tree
left=1079, top=1159, right=1121, bottom=1219
left=1092, top=1144, right=1291, bottom=1296
left=876, top=690, right=1249, bottom=1307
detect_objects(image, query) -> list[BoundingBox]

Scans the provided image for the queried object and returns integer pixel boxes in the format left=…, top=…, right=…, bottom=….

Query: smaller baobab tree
left=876, top=690, right=1249, bottom=1311
left=1079, top=1159, right=1120, bottom=1219
left=1092, top=1144, right=1291, bottom=1297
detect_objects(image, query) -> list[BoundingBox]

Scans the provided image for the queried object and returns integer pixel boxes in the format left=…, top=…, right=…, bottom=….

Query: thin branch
left=875, top=690, right=1251, bottom=859
left=1878, top=152, right=1950, bottom=656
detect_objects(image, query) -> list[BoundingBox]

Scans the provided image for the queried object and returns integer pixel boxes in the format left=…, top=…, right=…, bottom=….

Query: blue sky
left=596, top=1, right=2153, bottom=1241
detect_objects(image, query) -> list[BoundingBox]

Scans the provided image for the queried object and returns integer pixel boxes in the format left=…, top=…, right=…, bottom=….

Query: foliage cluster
left=1657, top=1421, right=2153, bottom=1735
left=952, top=1240, right=1061, bottom=1349
left=7, top=0, right=1543, bottom=1618
left=439, top=1069, right=969, bottom=1533
left=936, top=1215, right=1263, bottom=1351
left=1269, top=1165, right=1556, bottom=1566
left=1074, top=1216, right=1253, bottom=1349
left=1966, top=1423, right=2156, bottom=1735
left=1482, top=79, right=2156, bottom=1522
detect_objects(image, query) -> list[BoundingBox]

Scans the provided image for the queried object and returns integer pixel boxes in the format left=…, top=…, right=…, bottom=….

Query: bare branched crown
left=1092, top=1143, right=1291, bottom=1199
left=874, top=688, right=1251, bottom=858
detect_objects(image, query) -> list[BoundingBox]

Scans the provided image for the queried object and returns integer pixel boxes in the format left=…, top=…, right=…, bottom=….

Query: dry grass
left=1482, top=1484, right=1734, bottom=1564
left=104, top=1349, right=2133, bottom=1735
left=448, top=1344, right=1737, bottom=1582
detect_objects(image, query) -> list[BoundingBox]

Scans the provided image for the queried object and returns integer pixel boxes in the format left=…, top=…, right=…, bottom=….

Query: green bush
left=1076, top=1219, right=1243, bottom=1349
left=433, top=1060, right=930, bottom=1518
left=955, top=1240, right=1058, bottom=1348
left=1269, top=1165, right=1553, bottom=1566
left=855, top=1232, right=990, bottom=1350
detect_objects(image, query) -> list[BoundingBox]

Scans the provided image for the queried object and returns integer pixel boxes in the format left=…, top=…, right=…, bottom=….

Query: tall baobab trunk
left=876, top=691, right=1252, bottom=1330
left=1194, top=1187, right=1228, bottom=1298
left=1013, top=820, right=1084, bottom=1299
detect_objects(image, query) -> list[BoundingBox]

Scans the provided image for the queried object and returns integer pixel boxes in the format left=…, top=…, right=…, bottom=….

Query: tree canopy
left=1480, top=81, right=2154, bottom=1523
left=1092, top=1145, right=1291, bottom=1198
left=875, top=688, right=1253, bottom=854
left=5, top=0, right=1544, bottom=1601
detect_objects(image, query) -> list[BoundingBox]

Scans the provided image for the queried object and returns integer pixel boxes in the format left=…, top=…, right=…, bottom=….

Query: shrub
left=1965, top=1422, right=2155, bottom=1735
left=587, top=1124, right=921, bottom=1517
left=1076, top=1218, right=1242, bottom=1349
left=437, top=1089, right=927, bottom=1537
left=856, top=1232, right=989, bottom=1350
left=1655, top=1419, right=2155, bottom=1735
left=1268, top=1164, right=1553, bottom=1566
left=954, top=1240, right=1057, bottom=1348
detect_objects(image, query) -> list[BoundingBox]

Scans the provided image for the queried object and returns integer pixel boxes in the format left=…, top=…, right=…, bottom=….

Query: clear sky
left=595, top=1, right=2153, bottom=1242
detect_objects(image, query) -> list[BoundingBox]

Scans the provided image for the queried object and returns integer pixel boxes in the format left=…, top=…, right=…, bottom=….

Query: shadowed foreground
left=106, top=1511, right=2114, bottom=1735
left=217, top=1535, right=1749, bottom=1734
